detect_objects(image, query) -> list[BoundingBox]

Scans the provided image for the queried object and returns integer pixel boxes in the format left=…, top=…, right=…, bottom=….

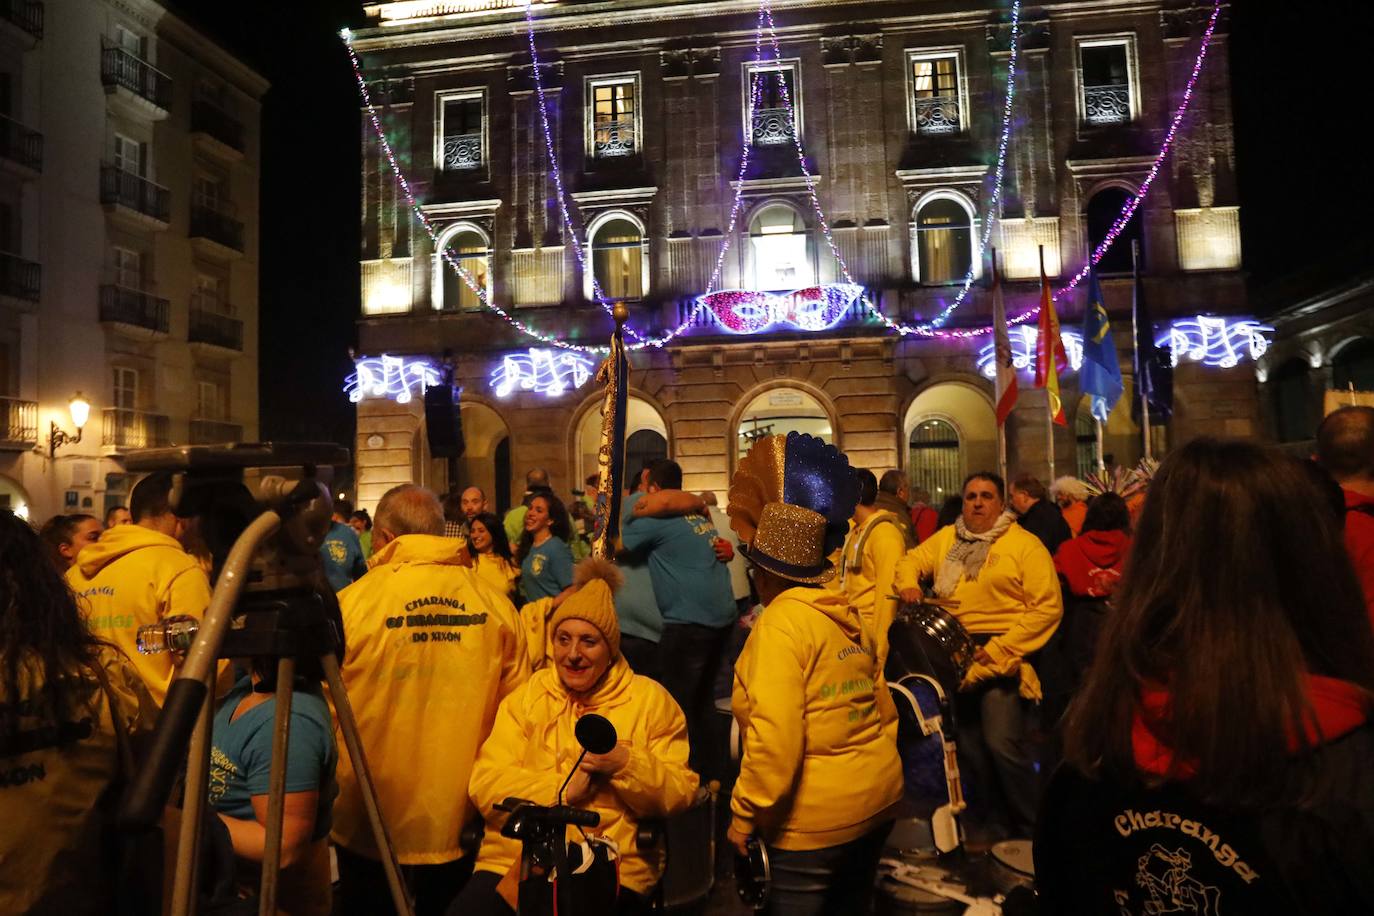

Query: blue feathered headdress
left=728, top=432, right=860, bottom=562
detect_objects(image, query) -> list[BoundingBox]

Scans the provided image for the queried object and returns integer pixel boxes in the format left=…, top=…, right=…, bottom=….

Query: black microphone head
left=575, top=713, right=618, bottom=755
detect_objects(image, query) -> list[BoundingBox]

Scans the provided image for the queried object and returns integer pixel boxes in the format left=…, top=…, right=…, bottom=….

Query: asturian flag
left=1034, top=256, right=1069, bottom=426
left=1079, top=268, right=1124, bottom=422
left=991, top=254, right=1018, bottom=426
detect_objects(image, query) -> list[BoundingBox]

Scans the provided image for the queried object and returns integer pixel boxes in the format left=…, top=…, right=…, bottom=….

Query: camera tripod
left=121, top=462, right=414, bottom=916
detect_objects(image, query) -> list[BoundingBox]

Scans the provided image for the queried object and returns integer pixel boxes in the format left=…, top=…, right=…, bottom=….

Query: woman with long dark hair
left=468, top=511, right=518, bottom=601
left=517, top=493, right=574, bottom=602
left=1037, top=439, right=1374, bottom=913
left=0, top=510, right=155, bottom=915
left=38, top=513, right=102, bottom=573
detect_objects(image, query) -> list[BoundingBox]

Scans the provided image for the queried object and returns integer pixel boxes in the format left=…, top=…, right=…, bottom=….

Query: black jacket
left=1035, top=726, right=1374, bottom=914
left=1016, top=499, right=1071, bottom=556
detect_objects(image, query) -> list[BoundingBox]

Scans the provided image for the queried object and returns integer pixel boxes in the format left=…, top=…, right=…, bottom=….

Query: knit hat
left=548, top=557, right=624, bottom=657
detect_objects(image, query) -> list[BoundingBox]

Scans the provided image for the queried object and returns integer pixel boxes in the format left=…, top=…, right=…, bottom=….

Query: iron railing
left=592, top=118, right=635, bottom=158
left=1083, top=83, right=1131, bottom=125
left=190, top=100, right=245, bottom=152
left=189, top=205, right=244, bottom=252
left=0, top=0, right=42, bottom=39
left=102, top=408, right=171, bottom=449
left=189, top=419, right=243, bottom=444
left=100, top=165, right=171, bottom=222
left=188, top=308, right=244, bottom=351
left=0, top=114, right=42, bottom=171
left=101, top=46, right=172, bottom=110
left=442, top=132, right=482, bottom=170
left=99, top=285, right=170, bottom=334
left=751, top=107, right=794, bottom=145
left=0, top=397, right=37, bottom=446
left=913, top=95, right=962, bottom=135
left=0, top=251, right=40, bottom=302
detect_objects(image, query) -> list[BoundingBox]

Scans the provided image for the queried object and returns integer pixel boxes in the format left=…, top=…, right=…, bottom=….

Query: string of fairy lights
left=342, top=0, right=1222, bottom=352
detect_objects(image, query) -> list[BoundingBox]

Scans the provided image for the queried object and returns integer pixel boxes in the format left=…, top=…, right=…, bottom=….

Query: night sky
left=173, top=0, right=1373, bottom=450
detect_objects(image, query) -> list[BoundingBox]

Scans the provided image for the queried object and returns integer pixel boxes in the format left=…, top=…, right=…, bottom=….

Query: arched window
left=576, top=396, right=668, bottom=483
left=736, top=387, right=832, bottom=461
left=1333, top=338, right=1374, bottom=393
left=437, top=226, right=490, bottom=312
left=1075, top=403, right=1098, bottom=478
left=1086, top=187, right=1143, bottom=276
left=915, top=197, right=973, bottom=285
left=908, top=418, right=962, bottom=500
left=749, top=203, right=812, bottom=290
left=626, top=429, right=669, bottom=473
left=1270, top=358, right=1316, bottom=444
left=590, top=216, right=646, bottom=301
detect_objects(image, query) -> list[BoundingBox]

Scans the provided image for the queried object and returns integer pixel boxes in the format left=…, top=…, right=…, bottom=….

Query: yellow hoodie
left=469, top=658, right=698, bottom=894
left=731, top=586, right=902, bottom=851
left=893, top=522, right=1062, bottom=699
left=332, top=534, right=530, bottom=864
left=835, top=510, right=907, bottom=672
left=65, top=524, right=212, bottom=706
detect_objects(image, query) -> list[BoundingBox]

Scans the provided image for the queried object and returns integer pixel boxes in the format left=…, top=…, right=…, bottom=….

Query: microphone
left=558, top=713, right=618, bottom=806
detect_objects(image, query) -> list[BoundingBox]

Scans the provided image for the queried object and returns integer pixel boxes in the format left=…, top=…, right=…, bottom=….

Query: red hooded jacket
left=1343, top=488, right=1374, bottom=630
left=1054, top=529, right=1131, bottom=599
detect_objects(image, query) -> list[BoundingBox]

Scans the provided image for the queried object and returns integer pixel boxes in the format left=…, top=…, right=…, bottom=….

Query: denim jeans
left=619, top=634, right=662, bottom=682
left=336, top=845, right=473, bottom=916
left=954, top=678, right=1040, bottom=838
left=657, top=622, right=732, bottom=775
left=763, top=823, right=891, bottom=916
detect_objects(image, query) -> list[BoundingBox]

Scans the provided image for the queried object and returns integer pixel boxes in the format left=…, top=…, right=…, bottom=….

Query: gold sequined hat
left=728, top=432, right=860, bottom=585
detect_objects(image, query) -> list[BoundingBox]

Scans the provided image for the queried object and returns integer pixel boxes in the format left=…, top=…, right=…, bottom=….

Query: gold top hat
left=743, top=502, right=836, bottom=585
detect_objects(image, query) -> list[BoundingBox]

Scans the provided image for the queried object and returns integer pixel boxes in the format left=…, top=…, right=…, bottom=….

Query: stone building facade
left=349, top=0, right=1246, bottom=514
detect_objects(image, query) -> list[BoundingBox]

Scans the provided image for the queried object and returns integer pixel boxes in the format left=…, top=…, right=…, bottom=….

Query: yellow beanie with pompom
left=548, top=557, right=624, bottom=657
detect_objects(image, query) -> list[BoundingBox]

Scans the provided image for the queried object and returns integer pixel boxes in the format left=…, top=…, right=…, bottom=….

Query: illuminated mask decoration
left=699, top=283, right=864, bottom=334
left=491, top=348, right=596, bottom=398
left=977, top=326, right=1085, bottom=380
left=345, top=355, right=441, bottom=404
left=1156, top=316, right=1272, bottom=369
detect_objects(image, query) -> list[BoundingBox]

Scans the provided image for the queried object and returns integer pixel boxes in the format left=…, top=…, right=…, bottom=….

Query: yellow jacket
left=731, top=586, right=902, bottom=851
left=893, top=523, right=1063, bottom=699
left=835, top=510, right=906, bottom=672
left=332, top=534, right=530, bottom=864
left=66, top=524, right=212, bottom=706
left=474, top=553, right=519, bottom=601
left=517, top=597, right=555, bottom=671
left=469, top=658, right=698, bottom=894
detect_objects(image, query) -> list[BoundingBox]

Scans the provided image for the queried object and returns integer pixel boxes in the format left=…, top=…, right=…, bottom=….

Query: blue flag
left=1080, top=269, right=1123, bottom=422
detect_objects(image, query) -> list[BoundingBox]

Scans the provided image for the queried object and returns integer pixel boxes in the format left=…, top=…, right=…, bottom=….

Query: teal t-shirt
left=615, top=492, right=664, bottom=642
left=520, top=536, right=574, bottom=602
left=209, top=677, right=338, bottom=841
left=621, top=500, right=736, bottom=628
left=320, top=521, right=367, bottom=592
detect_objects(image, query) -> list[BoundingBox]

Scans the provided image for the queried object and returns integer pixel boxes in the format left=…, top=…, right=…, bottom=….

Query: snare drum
left=886, top=602, right=976, bottom=697
left=988, top=839, right=1035, bottom=895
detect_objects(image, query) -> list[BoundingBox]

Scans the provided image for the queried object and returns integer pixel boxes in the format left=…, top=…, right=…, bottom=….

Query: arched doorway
left=902, top=382, right=997, bottom=501
left=735, top=386, right=833, bottom=461
left=451, top=401, right=512, bottom=509
left=574, top=396, right=669, bottom=485
left=1270, top=358, right=1317, bottom=444
left=0, top=474, right=30, bottom=520
left=1333, top=338, right=1374, bottom=393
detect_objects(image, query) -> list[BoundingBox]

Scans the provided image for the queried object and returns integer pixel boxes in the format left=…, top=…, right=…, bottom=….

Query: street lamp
left=50, top=393, right=91, bottom=458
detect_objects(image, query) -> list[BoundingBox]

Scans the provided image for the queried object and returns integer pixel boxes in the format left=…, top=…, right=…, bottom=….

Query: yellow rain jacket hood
left=65, top=524, right=212, bottom=706
left=731, top=586, right=902, bottom=851
left=332, top=534, right=529, bottom=864
left=469, top=657, right=699, bottom=894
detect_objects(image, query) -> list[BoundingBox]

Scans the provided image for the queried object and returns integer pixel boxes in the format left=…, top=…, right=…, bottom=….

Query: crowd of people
left=3, top=407, right=1374, bottom=914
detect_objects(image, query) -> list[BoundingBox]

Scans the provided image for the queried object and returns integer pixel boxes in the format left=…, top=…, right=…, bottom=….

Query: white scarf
left=933, top=510, right=1017, bottom=598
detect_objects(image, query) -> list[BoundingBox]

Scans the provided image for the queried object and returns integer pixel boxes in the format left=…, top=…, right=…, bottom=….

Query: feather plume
left=727, top=438, right=780, bottom=545
left=780, top=432, right=860, bottom=557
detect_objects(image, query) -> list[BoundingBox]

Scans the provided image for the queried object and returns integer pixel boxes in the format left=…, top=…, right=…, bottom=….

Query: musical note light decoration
left=977, top=326, right=1085, bottom=380
left=345, top=355, right=441, bottom=404
left=490, top=348, right=596, bottom=398
left=1155, top=316, right=1272, bottom=369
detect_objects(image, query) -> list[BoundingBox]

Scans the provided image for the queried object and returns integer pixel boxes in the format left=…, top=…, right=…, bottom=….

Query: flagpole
left=1132, top=240, right=1152, bottom=463
left=1041, top=245, right=1055, bottom=481
left=992, top=247, right=1008, bottom=486
left=1094, top=417, right=1105, bottom=473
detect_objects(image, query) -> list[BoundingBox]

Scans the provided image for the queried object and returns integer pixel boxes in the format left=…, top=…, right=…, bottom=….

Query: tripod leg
left=320, top=651, right=415, bottom=916
left=172, top=668, right=216, bottom=916
left=259, top=657, right=296, bottom=916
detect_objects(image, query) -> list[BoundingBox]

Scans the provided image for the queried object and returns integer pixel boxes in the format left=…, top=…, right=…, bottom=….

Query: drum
left=875, top=861, right=968, bottom=915
left=988, top=839, right=1035, bottom=895
left=734, top=836, right=770, bottom=910
left=659, top=788, right=716, bottom=907
left=886, top=602, right=976, bottom=698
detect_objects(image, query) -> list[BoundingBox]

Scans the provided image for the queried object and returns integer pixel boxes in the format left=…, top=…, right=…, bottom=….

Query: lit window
left=439, top=227, right=490, bottom=311
left=588, top=77, right=637, bottom=158
left=439, top=94, right=484, bottom=170
left=749, top=204, right=812, bottom=291
left=908, top=52, right=963, bottom=135
left=908, top=419, right=961, bottom=498
left=590, top=217, right=644, bottom=301
left=745, top=63, right=800, bottom=145
left=1078, top=37, right=1136, bottom=125
left=915, top=197, right=973, bottom=285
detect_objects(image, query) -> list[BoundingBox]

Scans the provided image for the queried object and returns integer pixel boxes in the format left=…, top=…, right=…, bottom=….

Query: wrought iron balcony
left=99, top=284, right=170, bottom=334
left=1083, top=83, right=1131, bottom=125
left=913, top=95, right=962, bottom=135
left=190, top=100, right=245, bottom=153
left=0, top=397, right=38, bottom=449
left=190, top=205, right=245, bottom=253
left=102, top=408, right=170, bottom=450
left=593, top=118, right=635, bottom=158
left=190, top=418, right=243, bottom=444
left=101, top=47, right=172, bottom=112
left=0, top=251, right=40, bottom=303
left=0, top=0, right=43, bottom=39
left=0, top=114, right=42, bottom=172
left=189, top=308, right=244, bottom=351
left=442, top=132, right=482, bottom=170
left=100, top=165, right=171, bottom=224
left=751, top=107, right=794, bottom=146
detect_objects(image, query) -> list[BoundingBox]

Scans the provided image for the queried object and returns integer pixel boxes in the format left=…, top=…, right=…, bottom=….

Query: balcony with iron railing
left=0, top=113, right=42, bottom=174
left=442, top=132, right=482, bottom=170
left=100, top=165, right=171, bottom=225
left=0, top=396, right=38, bottom=449
left=190, top=418, right=243, bottom=444
left=99, top=284, right=170, bottom=335
left=189, top=205, right=245, bottom=255
left=1083, top=83, right=1131, bottom=125
left=101, top=46, right=172, bottom=115
left=0, top=251, right=40, bottom=305
left=592, top=119, right=636, bottom=158
left=190, top=100, right=246, bottom=156
left=913, top=95, right=962, bottom=136
left=102, top=408, right=170, bottom=450
left=0, top=0, right=42, bottom=41
left=189, top=307, right=244, bottom=351
left=751, top=107, right=794, bottom=146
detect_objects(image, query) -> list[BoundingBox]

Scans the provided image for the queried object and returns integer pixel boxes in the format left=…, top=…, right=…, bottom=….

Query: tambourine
left=734, top=836, right=771, bottom=910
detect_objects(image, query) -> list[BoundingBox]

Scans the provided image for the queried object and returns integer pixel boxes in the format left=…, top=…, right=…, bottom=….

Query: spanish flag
left=1033, top=249, right=1068, bottom=426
